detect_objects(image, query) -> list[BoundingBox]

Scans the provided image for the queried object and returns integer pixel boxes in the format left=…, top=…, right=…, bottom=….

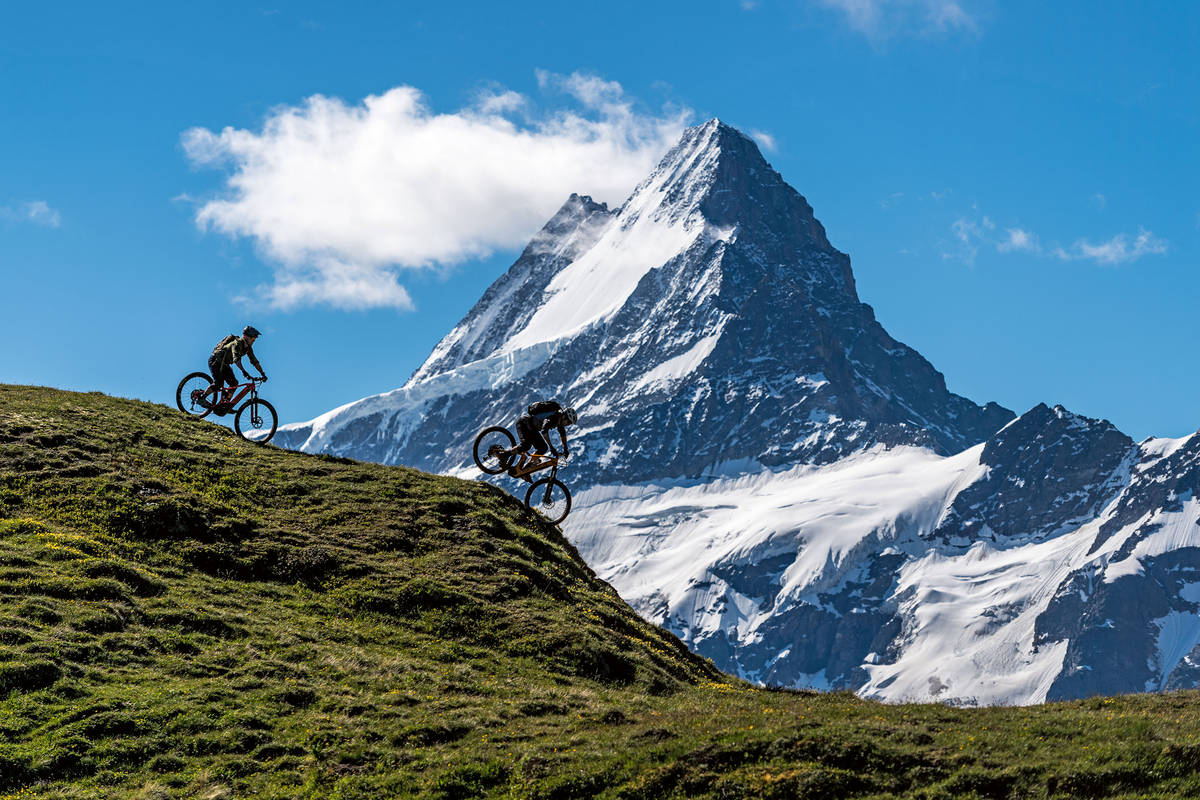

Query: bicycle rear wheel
left=235, top=398, right=278, bottom=444
left=473, top=426, right=517, bottom=474
left=524, top=477, right=571, bottom=525
left=176, top=372, right=217, bottom=418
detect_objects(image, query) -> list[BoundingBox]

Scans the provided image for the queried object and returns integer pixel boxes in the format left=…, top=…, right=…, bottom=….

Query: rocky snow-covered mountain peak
left=477, top=118, right=841, bottom=359
left=277, top=118, right=1014, bottom=480
left=417, top=119, right=852, bottom=381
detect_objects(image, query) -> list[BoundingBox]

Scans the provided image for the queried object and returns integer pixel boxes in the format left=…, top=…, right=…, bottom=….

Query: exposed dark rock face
left=933, top=404, right=1137, bottom=546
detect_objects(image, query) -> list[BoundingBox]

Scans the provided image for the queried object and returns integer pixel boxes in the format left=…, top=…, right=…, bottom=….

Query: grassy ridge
left=1, top=384, right=1199, bottom=799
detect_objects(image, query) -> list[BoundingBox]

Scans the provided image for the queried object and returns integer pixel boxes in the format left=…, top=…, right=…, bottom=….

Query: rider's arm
left=233, top=354, right=252, bottom=379
left=246, top=345, right=266, bottom=377
left=557, top=425, right=568, bottom=458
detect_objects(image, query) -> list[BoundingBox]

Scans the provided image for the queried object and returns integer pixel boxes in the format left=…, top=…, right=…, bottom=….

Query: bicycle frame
left=508, top=454, right=559, bottom=480
left=514, top=455, right=563, bottom=508
left=213, top=380, right=259, bottom=407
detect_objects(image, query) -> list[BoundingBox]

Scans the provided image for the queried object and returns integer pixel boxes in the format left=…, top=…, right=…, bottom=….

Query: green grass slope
left=2, top=385, right=1200, bottom=799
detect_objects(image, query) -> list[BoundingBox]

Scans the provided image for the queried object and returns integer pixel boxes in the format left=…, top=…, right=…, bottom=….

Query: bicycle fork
left=542, top=466, right=558, bottom=505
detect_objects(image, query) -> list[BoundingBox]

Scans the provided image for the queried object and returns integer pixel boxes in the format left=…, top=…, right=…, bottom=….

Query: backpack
left=527, top=400, right=562, bottom=420
left=211, top=334, right=238, bottom=358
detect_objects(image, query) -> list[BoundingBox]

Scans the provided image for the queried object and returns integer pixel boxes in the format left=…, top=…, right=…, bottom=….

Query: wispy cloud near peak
left=997, top=227, right=1040, bottom=254
left=1054, top=228, right=1168, bottom=266
left=1, top=200, right=62, bottom=228
left=816, top=0, right=980, bottom=38
left=943, top=212, right=1167, bottom=268
left=749, top=129, right=777, bottom=152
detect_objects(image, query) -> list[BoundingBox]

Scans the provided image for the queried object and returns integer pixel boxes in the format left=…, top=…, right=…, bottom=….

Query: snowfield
left=567, top=436, right=1200, bottom=705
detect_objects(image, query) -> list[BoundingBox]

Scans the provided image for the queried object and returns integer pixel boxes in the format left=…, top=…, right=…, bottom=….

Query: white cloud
left=474, top=88, right=525, bottom=114
left=815, top=0, right=979, bottom=38
left=183, top=73, right=691, bottom=311
left=997, top=227, right=1040, bottom=254
left=944, top=215, right=993, bottom=264
left=749, top=129, right=777, bottom=152
left=248, top=257, right=414, bottom=312
left=1053, top=228, right=1168, bottom=266
left=945, top=213, right=1167, bottom=267
left=1, top=200, right=61, bottom=227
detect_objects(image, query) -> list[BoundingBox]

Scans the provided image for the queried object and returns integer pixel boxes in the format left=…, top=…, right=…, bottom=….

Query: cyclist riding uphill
left=509, top=400, right=578, bottom=481
left=208, top=326, right=267, bottom=414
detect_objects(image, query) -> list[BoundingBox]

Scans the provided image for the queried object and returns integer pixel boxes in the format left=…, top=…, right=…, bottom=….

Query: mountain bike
left=473, top=426, right=572, bottom=525
left=175, top=373, right=278, bottom=444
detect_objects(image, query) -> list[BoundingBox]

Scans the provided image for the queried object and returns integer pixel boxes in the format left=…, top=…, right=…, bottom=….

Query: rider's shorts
left=515, top=414, right=548, bottom=454
left=208, top=356, right=237, bottom=389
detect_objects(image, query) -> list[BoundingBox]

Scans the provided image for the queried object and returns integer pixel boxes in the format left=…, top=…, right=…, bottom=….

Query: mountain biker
left=508, top=401, right=578, bottom=481
left=208, top=326, right=267, bottom=414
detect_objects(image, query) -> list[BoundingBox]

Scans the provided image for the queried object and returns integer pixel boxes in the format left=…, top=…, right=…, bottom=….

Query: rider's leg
left=526, top=428, right=549, bottom=465
left=520, top=441, right=548, bottom=481
left=512, top=415, right=541, bottom=475
left=207, top=358, right=227, bottom=406
left=509, top=444, right=530, bottom=476
left=219, top=366, right=237, bottom=404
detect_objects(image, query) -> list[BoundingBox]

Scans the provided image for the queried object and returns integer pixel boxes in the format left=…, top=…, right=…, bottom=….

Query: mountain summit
left=277, top=119, right=1012, bottom=482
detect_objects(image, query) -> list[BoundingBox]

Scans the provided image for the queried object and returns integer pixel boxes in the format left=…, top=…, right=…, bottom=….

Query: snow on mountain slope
left=287, top=339, right=563, bottom=457
left=567, top=420, right=1200, bottom=705
left=499, top=121, right=735, bottom=354
left=410, top=193, right=615, bottom=382
left=570, top=445, right=985, bottom=612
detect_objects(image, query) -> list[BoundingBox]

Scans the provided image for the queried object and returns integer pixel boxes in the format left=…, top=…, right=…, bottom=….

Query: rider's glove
left=259, top=375, right=268, bottom=382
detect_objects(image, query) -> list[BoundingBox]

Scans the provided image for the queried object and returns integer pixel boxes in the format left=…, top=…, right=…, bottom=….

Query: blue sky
left=2, top=1, right=1197, bottom=440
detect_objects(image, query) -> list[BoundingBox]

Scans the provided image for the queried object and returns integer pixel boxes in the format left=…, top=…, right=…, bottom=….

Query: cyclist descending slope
left=472, top=402, right=579, bottom=524
left=209, top=326, right=268, bottom=415
left=509, top=400, right=577, bottom=481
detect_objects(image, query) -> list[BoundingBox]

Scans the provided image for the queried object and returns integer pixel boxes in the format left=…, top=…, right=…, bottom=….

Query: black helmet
left=243, top=325, right=261, bottom=338
left=563, top=407, right=578, bottom=425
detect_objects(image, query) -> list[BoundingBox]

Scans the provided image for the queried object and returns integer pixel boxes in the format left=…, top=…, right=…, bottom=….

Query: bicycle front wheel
left=473, top=426, right=517, bottom=474
left=176, top=372, right=216, bottom=418
left=235, top=398, right=278, bottom=444
left=524, top=477, right=571, bottom=525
